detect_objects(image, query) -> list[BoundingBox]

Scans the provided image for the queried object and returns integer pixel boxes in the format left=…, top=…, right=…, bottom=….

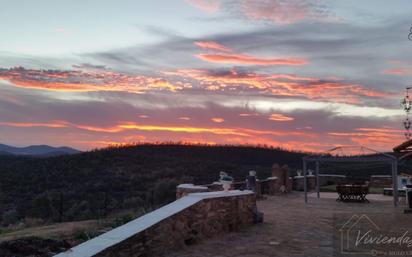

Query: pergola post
left=316, top=161, right=320, bottom=198
left=392, top=160, right=398, bottom=207
left=303, top=159, right=308, bottom=203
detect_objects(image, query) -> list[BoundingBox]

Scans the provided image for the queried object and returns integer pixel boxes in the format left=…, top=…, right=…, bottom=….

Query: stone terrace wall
left=55, top=191, right=256, bottom=257
left=293, top=176, right=316, bottom=191
left=176, top=184, right=208, bottom=199
left=369, top=175, right=392, bottom=187
left=318, top=174, right=346, bottom=186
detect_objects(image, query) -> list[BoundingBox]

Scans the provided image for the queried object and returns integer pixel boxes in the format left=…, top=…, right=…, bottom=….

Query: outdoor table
left=336, top=184, right=369, bottom=203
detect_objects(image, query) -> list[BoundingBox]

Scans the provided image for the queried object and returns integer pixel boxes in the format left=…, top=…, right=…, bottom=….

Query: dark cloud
left=72, top=63, right=107, bottom=70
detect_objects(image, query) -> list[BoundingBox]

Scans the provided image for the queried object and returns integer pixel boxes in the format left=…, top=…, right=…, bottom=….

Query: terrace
left=169, top=192, right=404, bottom=257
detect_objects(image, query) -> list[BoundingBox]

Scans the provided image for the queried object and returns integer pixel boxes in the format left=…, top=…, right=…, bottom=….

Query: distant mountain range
left=0, top=143, right=81, bottom=156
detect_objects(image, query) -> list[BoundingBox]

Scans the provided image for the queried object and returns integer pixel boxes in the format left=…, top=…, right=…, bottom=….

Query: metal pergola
left=302, top=146, right=399, bottom=207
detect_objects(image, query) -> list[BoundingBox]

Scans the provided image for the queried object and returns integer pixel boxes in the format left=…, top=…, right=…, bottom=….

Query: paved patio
left=168, top=192, right=405, bottom=257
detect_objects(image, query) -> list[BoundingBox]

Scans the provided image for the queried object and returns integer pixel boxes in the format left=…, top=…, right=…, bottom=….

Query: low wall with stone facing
left=318, top=174, right=346, bottom=186
left=55, top=191, right=256, bottom=257
left=176, top=184, right=209, bottom=198
left=369, top=175, right=392, bottom=187
left=293, top=174, right=346, bottom=191
left=293, top=176, right=316, bottom=191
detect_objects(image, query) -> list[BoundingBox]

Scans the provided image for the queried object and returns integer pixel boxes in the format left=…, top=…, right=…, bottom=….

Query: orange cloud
left=211, top=117, right=224, bottom=123
left=268, top=114, right=294, bottom=121
left=355, top=127, right=403, bottom=133
left=328, top=127, right=404, bottom=150
left=164, top=68, right=389, bottom=103
left=74, top=124, right=123, bottom=133
left=186, top=0, right=220, bottom=13
left=117, top=123, right=252, bottom=136
left=0, top=121, right=68, bottom=128
left=195, top=53, right=307, bottom=66
left=25, top=122, right=248, bottom=137
left=193, top=40, right=307, bottom=66
left=194, top=41, right=232, bottom=52
left=0, top=67, right=186, bottom=93
left=51, top=120, right=315, bottom=140
left=7, top=119, right=395, bottom=152
left=179, top=117, right=191, bottom=120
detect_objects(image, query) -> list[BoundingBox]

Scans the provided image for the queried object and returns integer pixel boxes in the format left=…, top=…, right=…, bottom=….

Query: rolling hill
left=0, top=144, right=80, bottom=156
left=0, top=144, right=305, bottom=226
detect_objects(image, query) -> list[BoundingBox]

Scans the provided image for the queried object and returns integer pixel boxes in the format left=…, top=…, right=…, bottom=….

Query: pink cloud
left=195, top=53, right=307, bottom=65
left=242, top=0, right=309, bottom=24
left=194, top=41, right=232, bottom=52
left=382, top=67, right=412, bottom=76
left=186, top=0, right=220, bottom=13
left=164, top=68, right=390, bottom=103
left=193, top=40, right=307, bottom=66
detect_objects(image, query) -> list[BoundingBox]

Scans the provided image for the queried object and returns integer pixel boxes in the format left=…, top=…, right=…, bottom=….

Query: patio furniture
left=336, top=184, right=369, bottom=203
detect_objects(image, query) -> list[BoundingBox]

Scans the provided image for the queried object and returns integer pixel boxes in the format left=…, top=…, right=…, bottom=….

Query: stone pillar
left=254, top=180, right=262, bottom=198
left=286, top=177, right=293, bottom=192
left=246, top=170, right=257, bottom=192
left=272, top=164, right=289, bottom=193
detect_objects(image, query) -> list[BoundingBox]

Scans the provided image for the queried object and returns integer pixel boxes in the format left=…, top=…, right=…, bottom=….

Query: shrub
left=2, top=209, right=19, bottom=226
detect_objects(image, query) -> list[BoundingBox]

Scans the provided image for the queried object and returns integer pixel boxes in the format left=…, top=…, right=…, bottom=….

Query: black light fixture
left=404, top=118, right=411, bottom=129
left=401, top=94, right=412, bottom=112
left=402, top=87, right=412, bottom=139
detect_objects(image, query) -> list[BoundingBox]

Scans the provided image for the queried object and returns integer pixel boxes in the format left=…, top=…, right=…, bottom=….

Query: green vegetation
left=0, top=143, right=305, bottom=226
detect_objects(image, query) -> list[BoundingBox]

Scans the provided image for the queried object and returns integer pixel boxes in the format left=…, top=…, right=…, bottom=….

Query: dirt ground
left=0, top=220, right=99, bottom=242
left=169, top=192, right=405, bottom=257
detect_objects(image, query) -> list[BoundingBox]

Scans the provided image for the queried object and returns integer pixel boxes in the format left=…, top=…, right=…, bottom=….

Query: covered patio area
left=302, top=146, right=399, bottom=207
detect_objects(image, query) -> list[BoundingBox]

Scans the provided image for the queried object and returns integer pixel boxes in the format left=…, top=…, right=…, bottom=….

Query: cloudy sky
left=0, top=0, right=411, bottom=151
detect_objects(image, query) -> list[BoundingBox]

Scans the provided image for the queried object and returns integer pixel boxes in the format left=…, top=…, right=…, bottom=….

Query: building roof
left=393, top=139, right=412, bottom=153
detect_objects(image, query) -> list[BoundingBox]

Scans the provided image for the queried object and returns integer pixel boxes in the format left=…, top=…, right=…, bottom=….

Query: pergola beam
left=303, top=156, right=395, bottom=163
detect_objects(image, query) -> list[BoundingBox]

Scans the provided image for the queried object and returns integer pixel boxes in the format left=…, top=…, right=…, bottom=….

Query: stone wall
left=370, top=175, right=392, bottom=187
left=293, top=176, right=316, bottom=191
left=260, top=177, right=277, bottom=195
left=176, top=184, right=208, bottom=199
left=318, top=174, right=346, bottom=186
left=55, top=191, right=256, bottom=257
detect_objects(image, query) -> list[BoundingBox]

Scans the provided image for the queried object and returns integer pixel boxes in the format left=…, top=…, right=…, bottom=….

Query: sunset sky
left=1, top=0, right=412, bottom=151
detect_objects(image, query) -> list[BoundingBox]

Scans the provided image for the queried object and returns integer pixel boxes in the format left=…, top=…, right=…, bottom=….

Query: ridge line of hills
left=0, top=143, right=80, bottom=156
